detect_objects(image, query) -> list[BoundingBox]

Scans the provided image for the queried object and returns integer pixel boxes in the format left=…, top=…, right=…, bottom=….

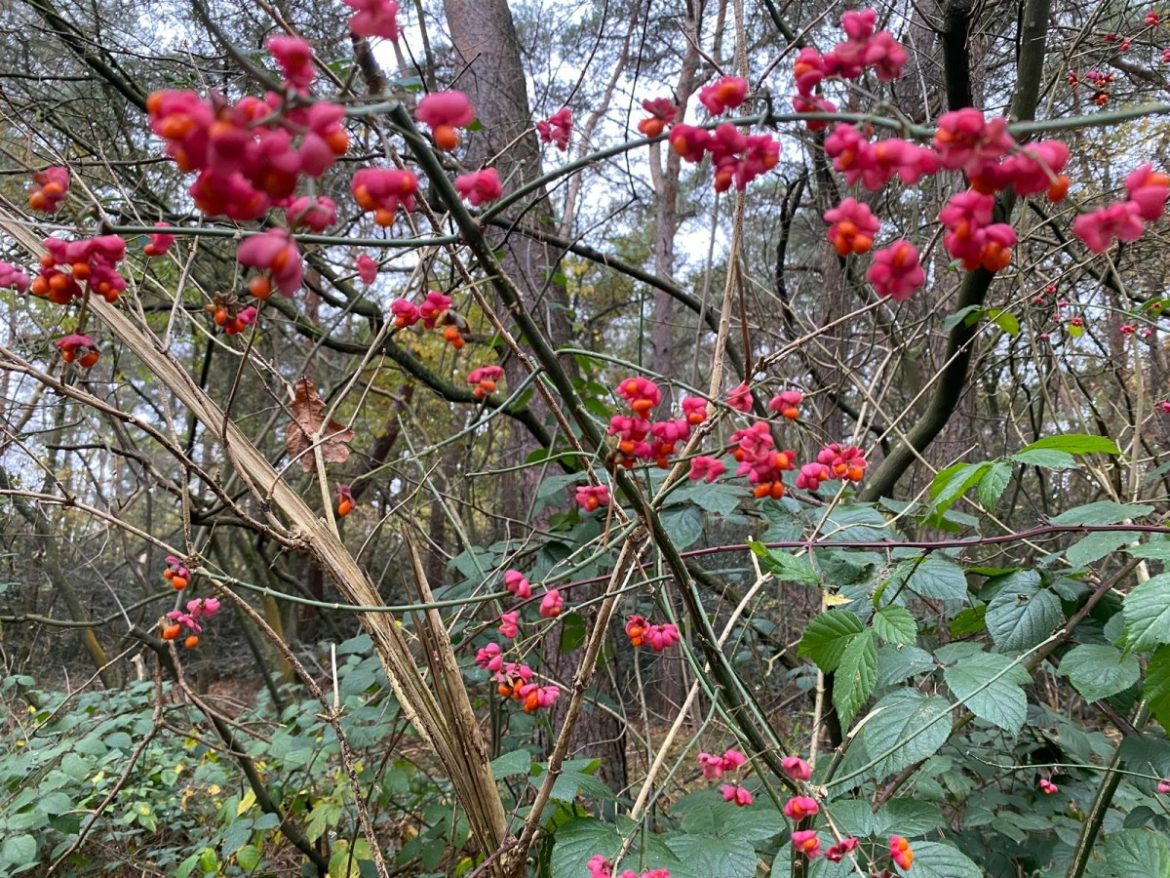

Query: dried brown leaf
left=285, top=377, right=354, bottom=472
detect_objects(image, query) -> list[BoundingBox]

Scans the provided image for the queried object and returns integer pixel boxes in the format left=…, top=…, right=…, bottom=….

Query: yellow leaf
left=237, top=789, right=257, bottom=816
left=207, top=783, right=221, bottom=796
left=823, top=593, right=853, bottom=607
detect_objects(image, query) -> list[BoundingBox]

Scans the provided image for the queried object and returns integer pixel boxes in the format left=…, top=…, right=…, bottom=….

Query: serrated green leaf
left=0, top=834, right=36, bottom=868
left=1145, top=645, right=1170, bottom=734
left=943, top=652, right=1030, bottom=733
left=1066, top=531, right=1140, bottom=568
left=905, top=558, right=968, bottom=602
left=949, top=604, right=986, bottom=637
left=1127, top=540, right=1170, bottom=560
left=1123, top=573, right=1170, bottom=653
left=748, top=541, right=819, bottom=586
left=854, top=690, right=951, bottom=781
left=1011, top=448, right=1076, bottom=468
left=875, top=645, right=935, bottom=686
left=490, top=749, right=532, bottom=780
left=927, top=462, right=989, bottom=519
left=1051, top=501, right=1154, bottom=525
left=236, top=844, right=261, bottom=872
left=1104, top=828, right=1170, bottom=877
left=986, top=577, right=1061, bottom=653
left=1019, top=434, right=1122, bottom=456
left=662, top=504, right=704, bottom=550
left=873, top=606, right=917, bottom=645
left=906, top=842, right=983, bottom=878
left=976, top=460, right=1011, bottom=509
left=834, top=631, right=877, bottom=730
left=799, top=611, right=864, bottom=672
left=986, top=308, right=1020, bottom=335
left=665, top=833, right=758, bottom=878
left=942, top=304, right=983, bottom=331
left=1059, top=644, right=1140, bottom=702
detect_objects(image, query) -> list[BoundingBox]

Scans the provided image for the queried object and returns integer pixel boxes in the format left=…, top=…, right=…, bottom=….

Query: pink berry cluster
left=147, top=45, right=348, bottom=223
left=474, top=643, right=559, bottom=714
left=1072, top=164, right=1170, bottom=253
left=795, top=443, right=867, bottom=492
left=454, top=168, right=503, bottom=206
left=0, top=262, right=31, bottom=294
left=669, top=120, right=779, bottom=192
left=697, top=748, right=752, bottom=806
left=31, top=235, right=127, bottom=305
left=586, top=856, right=668, bottom=878
left=576, top=484, right=611, bottom=512
left=608, top=377, right=708, bottom=469
left=27, top=166, right=70, bottom=213
left=467, top=365, right=504, bottom=399
left=351, top=167, right=420, bottom=227
left=536, top=107, right=572, bottom=150
left=792, top=9, right=907, bottom=125
left=143, top=224, right=175, bottom=257
left=237, top=229, right=303, bottom=299
left=389, top=290, right=468, bottom=349
left=623, top=615, right=681, bottom=652
left=344, top=0, right=400, bottom=41
left=55, top=333, right=100, bottom=368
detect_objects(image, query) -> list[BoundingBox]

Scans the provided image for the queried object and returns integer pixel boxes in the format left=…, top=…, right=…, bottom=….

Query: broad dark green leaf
left=1059, top=644, right=1140, bottom=702
left=943, top=652, right=1030, bottom=733
left=856, top=690, right=951, bottom=779
left=873, top=606, right=917, bottom=646
left=1123, top=573, right=1170, bottom=653
left=798, top=611, right=864, bottom=672
left=986, top=577, right=1061, bottom=653
left=834, top=630, right=877, bottom=730
left=1050, top=501, right=1154, bottom=526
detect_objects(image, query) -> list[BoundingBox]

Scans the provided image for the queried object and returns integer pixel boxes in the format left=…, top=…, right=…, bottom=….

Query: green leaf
left=942, top=304, right=983, bottom=331
left=834, top=631, right=877, bottom=730
left=748, top=542, right=819, bottom=586
left=559, top=611, right=586, bottom=653
left=662, top=504, right=704, bottom=549
left=1059, top=644, right=1140, bottom=702
left=1019, top=434, right=1122, bottom=456
left=1104, top=828, right=1170, bottom=877
left=986, top=308, right=1020, bottom=336
left=490, top=749, right=532, bottom=780
left=798, top=611, right=865, bottom=672
left=550, top=818, right=615, bottom=878
left=664, top=833, right=758, bottom=878
left=943, top=652, right=1030, bottom=733
left=976, top=461, right=1011, bottom=509
left=873, top=606, right=917, bottom=645
left=855, top=690, right=952, bottom=780
left=1144, top=645, right=1170, bottom=733
left=1011, top=448, right=1076, bottom=468
left=1051, top=501, right=1154, bottom=525
left=1066, top=531, right=1140, bottom=568
left=236, top=844, right=261, bottom=872
left=538, top=758, right=613, bottom=803
left=875, top=645, right=936, bottom=686
left=985, top=576, right=1061, bottom=653
left=906, top=842, right=982, bottom=878
left=949, top=605, right=986, bottom=637
left=927, top=463, right=989, bottom=519
left=1127, top=540, right=1170, bottom=560
left=879, top=800, right=948, bottom=836
left=1124, top=573, right=1170, bottom=653
left=676, top=481, right=744, bottom=516
left=905, top=558, right=968, bottom=602
left=0, top=834, right=36, bottom=868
